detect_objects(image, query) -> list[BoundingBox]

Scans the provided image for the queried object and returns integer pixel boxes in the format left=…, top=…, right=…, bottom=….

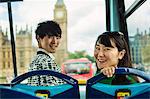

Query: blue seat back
left=0, top=70, right=80, bottom=99
left=86, top=68, right=150, bottom=99
left=0, top=85, right=40, bottom=99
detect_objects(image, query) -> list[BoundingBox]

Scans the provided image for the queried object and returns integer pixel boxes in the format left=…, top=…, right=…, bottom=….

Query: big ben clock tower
left=54, top=0, right=68, bottom=65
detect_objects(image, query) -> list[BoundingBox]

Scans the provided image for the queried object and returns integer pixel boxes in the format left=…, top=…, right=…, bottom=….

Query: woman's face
left=94, top=40, right=125, bottom=69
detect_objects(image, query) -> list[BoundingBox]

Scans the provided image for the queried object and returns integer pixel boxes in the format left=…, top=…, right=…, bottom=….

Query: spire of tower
left=30, top=26, right=32, bottom=33
left=137, top=28, right=139, bottom=34
left=20, top=26, right=22, bottom=31
left=26, top=24, right=28, bottom=31
left=56, top=0, right=64, bottom=6
left=15, top=25, right=17, bottom=34
left=0, top=25, right=2, bottom=32
left=144, top=30, right=147, bottom=35
left=6, top=27, right=8, bottom=36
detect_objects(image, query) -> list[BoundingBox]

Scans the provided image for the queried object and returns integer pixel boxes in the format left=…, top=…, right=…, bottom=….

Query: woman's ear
left=118, top=49, right=126, bottom=59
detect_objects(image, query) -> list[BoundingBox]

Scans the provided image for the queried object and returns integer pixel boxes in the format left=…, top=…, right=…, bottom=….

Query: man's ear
left=118, top=49, right=126, bottom=59
left=36, top=35, right=40, bottom=43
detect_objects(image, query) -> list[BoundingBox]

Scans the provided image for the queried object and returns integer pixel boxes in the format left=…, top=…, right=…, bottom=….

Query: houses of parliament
left=0, top=0, right=68, bottom=83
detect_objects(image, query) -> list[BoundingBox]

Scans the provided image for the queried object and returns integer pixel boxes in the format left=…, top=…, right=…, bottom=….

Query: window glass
left=64, top=62, right=90, bottom=75
left=125, top=0, right=150, bottom=74
left=0, top=0, right=105, bottom=83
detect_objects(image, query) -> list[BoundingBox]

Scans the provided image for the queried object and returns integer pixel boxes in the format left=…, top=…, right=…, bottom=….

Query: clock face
left=56, top=11, right=64, bottom=19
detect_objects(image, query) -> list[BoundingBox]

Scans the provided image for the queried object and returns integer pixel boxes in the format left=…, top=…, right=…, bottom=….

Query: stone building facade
left=0, top=27, right=37, bottom=83
left=0, top=0, right=68, bottom=83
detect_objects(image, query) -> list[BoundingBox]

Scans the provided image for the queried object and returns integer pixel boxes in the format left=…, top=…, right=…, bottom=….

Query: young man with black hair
left=28, top=20, right=65, bottom=86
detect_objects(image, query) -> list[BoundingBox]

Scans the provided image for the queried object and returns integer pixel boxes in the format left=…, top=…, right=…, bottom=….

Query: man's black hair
left=35, top=20, right=62, bottom=38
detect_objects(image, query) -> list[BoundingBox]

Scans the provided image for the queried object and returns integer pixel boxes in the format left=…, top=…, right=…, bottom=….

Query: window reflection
left=64, top=62, right=90, bottom=75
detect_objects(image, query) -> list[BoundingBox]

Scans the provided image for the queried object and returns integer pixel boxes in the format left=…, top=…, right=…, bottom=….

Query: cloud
left=0, top=20, right=9, bottom=30
left=0, top=0, right=149, bottom=56
left=67, top=1, right=106, bottom=55
left=15, top=0, right=55, bottom=28
left=126, top=1, right=150, bottom=35
left=13, top=0, right=106, bottom=55
left=0, top=6, right=6, bottom=14
left=66, top=0, right=105, bottom=27
left=0, top=6, right=8, bottom=28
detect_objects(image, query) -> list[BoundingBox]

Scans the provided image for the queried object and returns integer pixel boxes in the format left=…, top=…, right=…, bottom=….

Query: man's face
left=38, top=35, right=61, bottom=53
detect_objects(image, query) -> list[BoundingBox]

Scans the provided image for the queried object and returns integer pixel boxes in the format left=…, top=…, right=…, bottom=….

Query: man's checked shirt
left=28, top=48, right=65, bottom=86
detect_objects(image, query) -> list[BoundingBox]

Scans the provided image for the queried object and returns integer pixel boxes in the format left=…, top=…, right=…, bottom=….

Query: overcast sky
left=0, top=0, right=150, bottom=56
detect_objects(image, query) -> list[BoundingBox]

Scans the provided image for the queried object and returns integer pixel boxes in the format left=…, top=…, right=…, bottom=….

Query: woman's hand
left=100, top=66, right=117, bottom=77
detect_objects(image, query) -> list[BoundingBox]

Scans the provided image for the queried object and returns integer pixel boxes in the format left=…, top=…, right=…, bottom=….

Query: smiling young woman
left=94, top=31, right=139, bottom=85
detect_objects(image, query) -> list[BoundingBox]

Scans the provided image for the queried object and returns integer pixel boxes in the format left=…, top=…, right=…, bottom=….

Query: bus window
left=125, top=0, right=150, bottom=74
left=0, top=0, right=105, bottom=84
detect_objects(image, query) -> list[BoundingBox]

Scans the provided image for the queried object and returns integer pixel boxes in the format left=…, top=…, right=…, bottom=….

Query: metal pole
left=7, top=1, right=17, bottom=77
left=105, top=0, right=120, bottom=32
left=125, top=0, right=147, bottom=19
